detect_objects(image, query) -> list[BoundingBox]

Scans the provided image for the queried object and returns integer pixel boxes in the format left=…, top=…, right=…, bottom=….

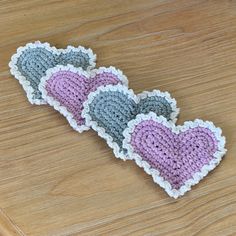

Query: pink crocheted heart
left=39, top=65, right=128, bottom=132
left=123, top=113, right=226, bottom=198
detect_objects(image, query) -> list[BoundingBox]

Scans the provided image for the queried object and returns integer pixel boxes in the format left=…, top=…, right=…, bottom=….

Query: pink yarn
left=130, top=120, right=218, bottom=190
left=45, top=70, right=121, bottom=126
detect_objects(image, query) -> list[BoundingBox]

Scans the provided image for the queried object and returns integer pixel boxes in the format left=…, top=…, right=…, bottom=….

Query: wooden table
left=0, top=1, right=236, bottom=235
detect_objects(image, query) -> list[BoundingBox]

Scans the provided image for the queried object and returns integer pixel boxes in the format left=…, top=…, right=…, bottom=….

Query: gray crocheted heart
left=82, top=84, right=179, bottom=160
left=9, top=41, right=96, bottom=104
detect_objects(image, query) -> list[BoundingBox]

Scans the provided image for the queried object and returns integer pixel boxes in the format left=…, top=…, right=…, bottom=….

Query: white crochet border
left=122, top=112, right=227, bottom=198
left=9, top=41, right=96, bottom=105
left=39, top=65, right=128, bottom=133
left=82, top=84, right=179, bottom=160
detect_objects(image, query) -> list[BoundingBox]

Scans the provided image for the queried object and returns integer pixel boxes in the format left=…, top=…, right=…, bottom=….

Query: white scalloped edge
left=82, top=84, right=179, bottom=160
left=122, top=112, right=227, bottom=198
left=9, top=41, right=96, bottom=105
left=137, top=90, right=180, bottom=124
left=39, top=65, right=128, bottom=133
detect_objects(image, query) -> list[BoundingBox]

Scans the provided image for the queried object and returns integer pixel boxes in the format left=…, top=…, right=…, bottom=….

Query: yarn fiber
left=39, top=65, right=128, bottom=132
left=130, top=120, right=217, bottom=189
left=83, top=85, right=178, bottom=159
left=9, top=41, right=227, bottom=198
left=9, top=42, right=96, bottom=104
left=123, top=113, right=226, bottom=198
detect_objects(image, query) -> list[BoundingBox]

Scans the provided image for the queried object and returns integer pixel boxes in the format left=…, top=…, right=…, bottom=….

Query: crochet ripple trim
left=39, top=65, right=128, bottom=133
left=123, top=112, right=227, bottom=198
left=9, top=41, right=96, bottom=105
left=82, top=84, right=179, bottom=160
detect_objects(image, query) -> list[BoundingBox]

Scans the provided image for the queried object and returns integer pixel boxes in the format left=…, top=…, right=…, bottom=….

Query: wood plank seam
left=0, top=208, right=26, bottom=236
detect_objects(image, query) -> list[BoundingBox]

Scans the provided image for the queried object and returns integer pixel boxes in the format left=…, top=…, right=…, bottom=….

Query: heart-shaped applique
left=82, top=85, right=179, bottom=160
left=39, top=65, right=128, bottom=132
left=123, top=112, right=227, bottom=198
left=9, top=41, right=96, bottom=105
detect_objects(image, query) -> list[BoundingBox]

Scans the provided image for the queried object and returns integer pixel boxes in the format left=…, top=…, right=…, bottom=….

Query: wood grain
left=0, top=0, right=236, bottom=235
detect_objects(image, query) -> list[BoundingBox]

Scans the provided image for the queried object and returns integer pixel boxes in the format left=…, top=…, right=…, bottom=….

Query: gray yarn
left=16, top=47, right=91, bottom=100
left=88, top=90, right=173, bottom=154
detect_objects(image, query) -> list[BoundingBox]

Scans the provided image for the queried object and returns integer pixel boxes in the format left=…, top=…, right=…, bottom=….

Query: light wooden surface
left=0, top=0, right=236, bottom=235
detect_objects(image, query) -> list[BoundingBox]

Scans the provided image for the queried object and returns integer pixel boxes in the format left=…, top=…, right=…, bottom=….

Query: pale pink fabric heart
left=39, top=65, right=128, bottom=132
left=123, top=112, right=226, bottom=198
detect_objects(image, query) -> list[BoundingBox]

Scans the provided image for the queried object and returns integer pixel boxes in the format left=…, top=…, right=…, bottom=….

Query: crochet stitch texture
left=82, top=84, right=179, bottom=160
left=9, top=41, right=96, bottom=104
left=39, top=65, right=128, bottom=132
left=123, top=112, right=226, bottom=198
left=8, top=40, right=227, bottom=198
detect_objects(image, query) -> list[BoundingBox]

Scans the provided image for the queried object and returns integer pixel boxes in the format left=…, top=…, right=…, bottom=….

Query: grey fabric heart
left=9, top=41, right=96, bottom=104
left=82, top=84, right=179, bottom=160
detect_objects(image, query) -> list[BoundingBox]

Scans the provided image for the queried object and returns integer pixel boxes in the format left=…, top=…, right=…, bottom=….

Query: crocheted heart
left=9, top=41, right=96, bottom=104
left=82, top=85, right=179, bottom=160
left=123, top=112, right=226, bottom=198
left=39, top=65, right=128, bottom=132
